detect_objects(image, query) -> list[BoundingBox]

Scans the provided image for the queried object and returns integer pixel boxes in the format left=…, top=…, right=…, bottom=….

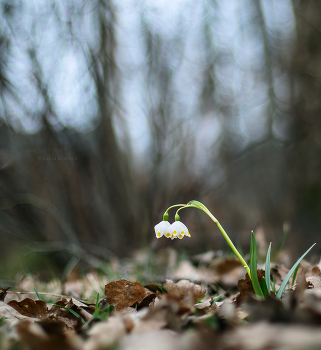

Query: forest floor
left=1, top=245, right=321, bottom=350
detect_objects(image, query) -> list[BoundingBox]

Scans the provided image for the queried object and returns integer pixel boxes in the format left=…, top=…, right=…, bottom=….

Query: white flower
left=171, top=221, right=190, bottom=239
left=154, top=221, right=172, bottom=239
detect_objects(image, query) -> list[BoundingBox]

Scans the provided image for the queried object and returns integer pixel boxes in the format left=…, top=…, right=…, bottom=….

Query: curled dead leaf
left=235, top=269, right=265, bottom=307
left=133, top=293, right=157, bottom=310
left=17, top=319, right=83, bottom=350
left=271, top=264, right=289, bottom=286
left=162, top=279, right=205, bottom=306
left=8, top=298, right=48, bottom=319
left=210, top=257, right=245, bottom=286
left=49, top=298, right=92, bottom=329
left=311, top=266, right=320, bottom=277
left=144, top=284, right=165, bottom=294
left=105, top=279, right=149, bottom=311
left=84, top=314, right=133, bottom=350
left=0, top=301, right=37, bottom=326
left=0, top=287, right=9, bottom=302
left=132, top=295, right=188, bottom=333
left=306, top=276, right=321, bottom=289
left=222, top=321, right=321, bottom=350
left=194, top=298, right=218, bottom=316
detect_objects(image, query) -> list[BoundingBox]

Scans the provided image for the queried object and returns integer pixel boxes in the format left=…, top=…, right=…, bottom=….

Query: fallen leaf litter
left=1, top=255, right=321, bottom=349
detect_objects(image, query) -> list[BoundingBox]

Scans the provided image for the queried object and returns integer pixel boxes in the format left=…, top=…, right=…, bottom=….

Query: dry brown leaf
left=105, top=279, right=147, bottom=311
left=49, top=299, right=91, bottom=329
left=132, top=295, right=187, bottom=333
left=222, top=322, right=321, bottom=350
left=310, top=266, right=320, bottom=276
left=271, top=264, right=290, bottom=285
left=116, top=307, right=138, bottom=316
left=193, top=250, right=216, bottom=263
left=49, top=299, right=68, bottom=315
left=17, top=319, right=83, bottom=350
left=84, top=315, right=133, bottom=350
left=55, top=316, right=78, bottom=330
left=120, top=330, right=181, bottom=350
left=213, top=257, right=243, bottom=276
left=235, top=269, right=265, bottom=307
left=254, top=226, right=268, bottom=258
left=0, top=301, right=38, bottom=326
left=8, top=298, right=48, bottom=319
left=0, top=287, right=9, bottom=302
left=144, top=284, right=164, bottom=294
left=210, top=257, right=245, bottom=286
left=174, top=261, right=216, bottom=282
left=243, top=296, right=290, bottom=323
left=134, top=292, right=157, bottom=310
left=306, top=275, right=321, bottom=289
left=121, top=328, right=218, bottom=350
left=66, top=298, right=93, bottom=322
left=194, top=298, right=218, bottom=316
left=163, top=279, right=205, bottom=306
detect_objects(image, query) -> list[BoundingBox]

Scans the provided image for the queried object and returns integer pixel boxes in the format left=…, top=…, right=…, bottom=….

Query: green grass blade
left=197, top=295, right=206, bottom=303
left=213, top=294, right=223, bottom=302
left=53, top=305, right=86, bottom=323
left=260, top=277, right=269, bottom=297
left=34, top=288, right=42, bottom=301
left=291, top=264, right=300, bottom=287
left=272, top=275, right=276, bottom=293
left=265, top=243, right=272, bottom=294
left=93, top=293, right=100, bottom=318
left=96, top=293, right=100, bottom=308
left=158, top=285, right=168, bottom=294
left=250, top=231, right=264, bottom=297
left=276, top=243, right=316, bottom=299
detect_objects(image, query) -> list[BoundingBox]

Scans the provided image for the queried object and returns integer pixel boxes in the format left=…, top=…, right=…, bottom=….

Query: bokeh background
left=0, top=0, right=320, bottom=277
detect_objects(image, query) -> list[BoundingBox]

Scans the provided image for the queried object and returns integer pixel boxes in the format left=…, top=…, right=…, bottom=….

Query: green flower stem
left=176, top=200, right=251, bottom=279
left=163, top=204, right=186, bottom=221
left=216, top=221, right=251, bottom=278
left=164, top=204, right=186, bottom=214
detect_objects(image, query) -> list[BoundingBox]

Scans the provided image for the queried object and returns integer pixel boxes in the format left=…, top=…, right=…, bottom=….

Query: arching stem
left=176, top=200, right=251, bottom=278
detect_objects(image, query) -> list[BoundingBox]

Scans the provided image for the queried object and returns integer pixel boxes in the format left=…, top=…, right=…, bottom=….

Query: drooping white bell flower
left=171, top=221, right=190, bottom=239
left=154, top=221, right=172, bottom=239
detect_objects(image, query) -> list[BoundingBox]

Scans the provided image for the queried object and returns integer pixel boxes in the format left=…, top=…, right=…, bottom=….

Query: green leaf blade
left=264, top=243, right=272, bottom=294
left=53, top=305, right=86, bottom=323
left=260, top=277, right=269, bottom=297
left=291, top=264, right=300, bottom=287
left=250, top=231, right=264, bottom=297
left=276, top=243, right=316, bottom=299
left=34, top=288, right=42, bottom=301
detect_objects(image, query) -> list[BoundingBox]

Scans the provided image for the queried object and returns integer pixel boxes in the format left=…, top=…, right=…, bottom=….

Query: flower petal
left=154, top=221, right=172, bottom=239
left=171, top=221, right=189, bottom=239
left=163, top=221, right=172, bottom=238
left=154, top=222, right=163, bottom=238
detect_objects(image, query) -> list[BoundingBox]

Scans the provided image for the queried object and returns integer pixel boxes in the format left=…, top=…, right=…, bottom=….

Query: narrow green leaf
left=276, top=243, right=316, bottom=299
left=105, top=305, right=114, bottom=318
left=93, top=293, right=100, bottom=318
left=34, top=288, right=42, bottom=301
left=197, top=295, right=206, bottom=304
left=272, top=275, right=276, bottom=293
left=158, top=285, right=168, bottom=294
left=250, top=231, right=264, bottom=297
left=53, top=305, right=86, bottom=323
left=292, top=264, right=300, bottom=287
left=213, top=294, right=223, bottom=302
left=260, top=277, right=269, bottom=297
left=264, top=243, right=272, bottom=294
